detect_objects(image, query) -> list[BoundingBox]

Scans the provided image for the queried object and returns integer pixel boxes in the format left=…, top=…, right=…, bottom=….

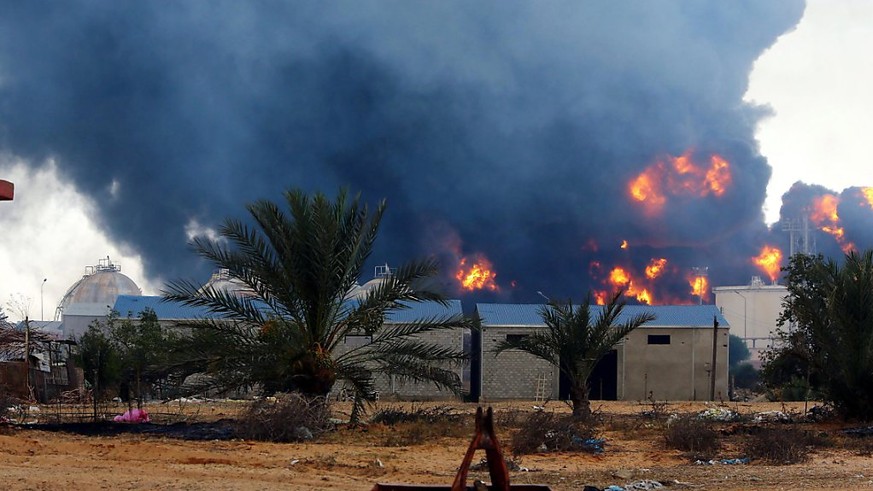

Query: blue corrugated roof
left=476, top=303, right=728, bottom=328
left=114, top=295, right=211, bottom=320
left=113, top=295, right=463, bottom=322
left=385, top=299, right=463, bottom=322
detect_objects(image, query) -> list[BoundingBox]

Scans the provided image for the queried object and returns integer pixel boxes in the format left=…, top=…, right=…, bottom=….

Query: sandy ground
left=1, top=400, right=872, bottom=490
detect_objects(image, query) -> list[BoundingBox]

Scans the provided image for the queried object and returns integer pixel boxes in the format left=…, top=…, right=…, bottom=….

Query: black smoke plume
left=5, top=1, right=851, bottom=304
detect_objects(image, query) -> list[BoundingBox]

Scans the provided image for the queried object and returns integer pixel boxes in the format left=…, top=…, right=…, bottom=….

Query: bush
left=510, top=411, right=600, bottom=456
left=235, top=393, right=332, bottom=442
left=0, top=386, right=19, bottom=422
left=370, top=404, right=458, bottom=425
left=372, top=405, right=469, bottom=446
left=743, top=427, right=827, bottom=464
left=731, top=362, right=759, bottom=390
left=664, top=416, right=720, bottom=457
left=495, top=407, right=527, bottom=428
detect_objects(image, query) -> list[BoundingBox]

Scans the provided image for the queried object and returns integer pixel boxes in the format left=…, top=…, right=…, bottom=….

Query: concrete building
left=712, top=276, right=787, bottom=365
left=473, top=303, right=729, bottom=402
left=113, top=294, right=466, bottom=400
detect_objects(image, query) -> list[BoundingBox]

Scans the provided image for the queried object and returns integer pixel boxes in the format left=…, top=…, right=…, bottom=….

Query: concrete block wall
left=336, top=326, right=465, bottom=400
left=479, top=327, right=558, bottom=400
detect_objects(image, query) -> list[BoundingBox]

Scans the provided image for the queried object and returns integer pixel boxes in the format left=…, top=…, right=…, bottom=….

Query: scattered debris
left=623, top=480, right=664, bottom=490
left=469, top=457, right=530, bottom=472
left=694, top=457, right=750, bottom=465
left=843, top=426, right=873, bottom=437
left=573, top=436, right=606, bottom=453
left=752, top=411, right=791, bottom=423
left=807, top=405, right=833, bottom=421
left=597, top=482, right=659, bottom=491
left=696, top=407, right=738, bottom=421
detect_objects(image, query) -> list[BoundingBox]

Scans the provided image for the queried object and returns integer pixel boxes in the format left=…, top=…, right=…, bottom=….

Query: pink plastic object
left=114, top=408, right=151, bottom=423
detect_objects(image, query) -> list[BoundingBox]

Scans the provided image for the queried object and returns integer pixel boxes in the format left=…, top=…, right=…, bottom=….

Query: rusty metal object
left=372, top=407, right=552, bottom=491
left=0, top=179, right=13, bottom=200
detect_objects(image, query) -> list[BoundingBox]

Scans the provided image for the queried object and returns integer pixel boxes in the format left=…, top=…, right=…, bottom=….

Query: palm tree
left=768, top=250, right=873, bottom=419
left=163, top=188, right=470, bottom=417
left=496, top=290, right=655, bottom=420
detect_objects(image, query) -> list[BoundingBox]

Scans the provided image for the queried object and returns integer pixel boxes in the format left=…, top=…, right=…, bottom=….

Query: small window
left=648, top=334, right=671, bottom=345
left=344, top=335, right=372, bottom=347
left=505, top=334, right=529, bottom=343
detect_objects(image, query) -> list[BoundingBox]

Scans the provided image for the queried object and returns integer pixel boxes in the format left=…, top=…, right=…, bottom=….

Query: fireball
left=456, top=256, right=499, bottom=291
left=752, top=245, right=783, bottom=283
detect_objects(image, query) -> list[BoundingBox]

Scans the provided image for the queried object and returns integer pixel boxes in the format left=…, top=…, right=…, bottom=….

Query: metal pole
left=40, top=278, right=47, bottom=321
left=24, top=316, right=31, bottom=397
left=710, top=316, right=719, bottom=401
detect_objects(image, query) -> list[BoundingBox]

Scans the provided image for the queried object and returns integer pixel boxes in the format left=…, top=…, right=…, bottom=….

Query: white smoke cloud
left=0, top=156, right=159, bottom=322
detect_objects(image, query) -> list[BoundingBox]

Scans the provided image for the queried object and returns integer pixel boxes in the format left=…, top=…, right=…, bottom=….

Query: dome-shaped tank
left=201, top=269, right=253, bottom=296
left=347, top=264, right=395, bottom=300
left=59, top=257, right=142, bottom=339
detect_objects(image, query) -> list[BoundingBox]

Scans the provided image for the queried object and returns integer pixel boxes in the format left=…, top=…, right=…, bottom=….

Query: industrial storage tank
left=59, top=257, right=142, bottom=339
left=200, top=268, right=253, bottom=296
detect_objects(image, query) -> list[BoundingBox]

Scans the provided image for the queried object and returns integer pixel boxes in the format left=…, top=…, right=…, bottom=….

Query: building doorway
left=559, top=349, right=618, bottom=400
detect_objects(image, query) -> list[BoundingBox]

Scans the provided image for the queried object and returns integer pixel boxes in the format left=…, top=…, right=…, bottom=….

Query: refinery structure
left=0, top=191, right=849, bottom=404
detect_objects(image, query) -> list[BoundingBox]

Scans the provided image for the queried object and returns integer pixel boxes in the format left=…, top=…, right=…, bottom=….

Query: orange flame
left=645, top=258, right=668, bottom=280
left=705, top=155, right=731, bottom=197
left=609, top=267, right=631, bottom=286
left=689, top=274, right=709, bottom=301
left=629, top=164, right=667, bottom=214
left=620, top=239, right=629, bottom=249
left=752, top=245, right=783, bottom=283
left=809, top=194, right=855, bottom=254
left=593, top=291, right=608, bottom=305
left=606, top=266, right=657, bottom=305
left=628, top=151, right=733, bottom=215
left=635, top=289, right=653, bottom=305
left=456, top=256, right=499, bottom=291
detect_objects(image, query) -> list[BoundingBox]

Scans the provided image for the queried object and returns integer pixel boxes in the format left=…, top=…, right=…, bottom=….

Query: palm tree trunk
left=293, top=352, right=337, bottom=397
left=570, top=382, right=591, bottom=421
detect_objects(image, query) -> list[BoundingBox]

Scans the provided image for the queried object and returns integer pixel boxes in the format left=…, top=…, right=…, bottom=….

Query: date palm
left=164, top=189, right=469, bottom=416
left=496, top=290, right=654, bottom=420
left=767, top=250, right=873, bottom=419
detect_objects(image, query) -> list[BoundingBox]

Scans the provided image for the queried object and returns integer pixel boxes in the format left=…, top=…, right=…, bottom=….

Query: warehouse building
left=472, top=303, right=729, bottom=402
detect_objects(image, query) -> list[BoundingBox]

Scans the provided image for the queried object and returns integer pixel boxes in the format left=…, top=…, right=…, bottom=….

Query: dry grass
left=663, top=415, right=721, bottom=458
left=235, top=393, right=332, bottom=442
left=742, top=426, right=830, bottom=464
left=510, top=411, right=600, bottom=456
left=370, top=404, right=471, bottom=446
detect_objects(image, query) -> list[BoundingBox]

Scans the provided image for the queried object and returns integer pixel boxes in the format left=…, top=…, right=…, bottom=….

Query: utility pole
left=709, top=315, right=719, bottom=401
left=24, top=316, right=31, bottom=398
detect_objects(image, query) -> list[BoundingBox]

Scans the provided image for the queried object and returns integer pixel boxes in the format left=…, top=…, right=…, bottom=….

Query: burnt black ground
left=9, top=419, right=238, bottom=440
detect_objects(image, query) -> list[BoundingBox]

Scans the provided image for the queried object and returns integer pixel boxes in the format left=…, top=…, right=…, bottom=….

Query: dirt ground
left=1, top=400, right=872, bottom=490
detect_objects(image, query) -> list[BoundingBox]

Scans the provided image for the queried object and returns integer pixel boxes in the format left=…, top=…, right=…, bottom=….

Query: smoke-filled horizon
left=4, top=1, right=869, bottom=305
